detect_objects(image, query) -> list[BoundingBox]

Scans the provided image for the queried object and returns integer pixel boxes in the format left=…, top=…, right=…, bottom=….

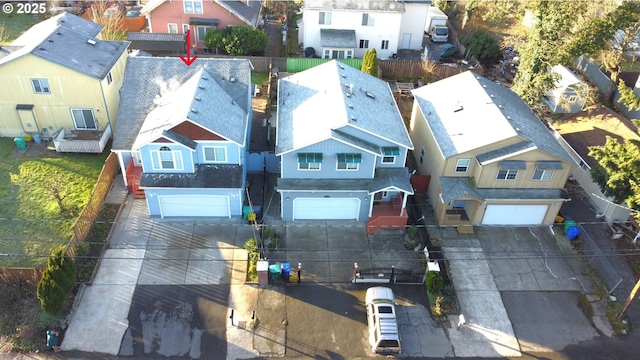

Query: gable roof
left=304, top=0, right=405, bottom=12
left=131, top=68, right=248, bottom=150
left=141, top=0, right=263, bottom=26
left=411, top=71, right=575, bottom=164
left=276, top=60, right=413, bottom=155
left=551, top=65, right=584, bottom=89
left=0, top=12, right=128, bottom=79
left=112, top=57, right=252, bottom=151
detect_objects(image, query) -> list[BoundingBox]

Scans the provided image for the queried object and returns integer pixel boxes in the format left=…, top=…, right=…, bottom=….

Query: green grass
left=251, top=72, right=270, bottom=87
left=0, top=12, right=34, bottom=45
left=0, top=138, right=108, bottom=268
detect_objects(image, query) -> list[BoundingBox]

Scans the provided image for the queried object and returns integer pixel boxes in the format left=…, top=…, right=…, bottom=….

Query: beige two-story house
left=410, top=71, right=577, bottom=227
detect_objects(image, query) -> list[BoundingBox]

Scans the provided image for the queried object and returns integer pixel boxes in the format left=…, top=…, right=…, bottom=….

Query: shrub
left=460, top=29, right=501, bottom=66
left=37, top=247, right=76, bottom=315
left=426, top=271, right=444, bottom=295
left=407, top=226, right=419, bottom=241
left=244, top=238, right=258, bottom=253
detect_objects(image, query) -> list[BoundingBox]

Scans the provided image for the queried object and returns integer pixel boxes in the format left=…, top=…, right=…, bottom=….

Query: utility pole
left=618, top=278, right=640, bottom=319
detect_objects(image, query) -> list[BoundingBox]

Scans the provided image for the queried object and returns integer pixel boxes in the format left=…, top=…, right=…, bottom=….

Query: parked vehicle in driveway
left=425, top=6, right=449, bottom=42
left=365, top=287, right=401, bottom=354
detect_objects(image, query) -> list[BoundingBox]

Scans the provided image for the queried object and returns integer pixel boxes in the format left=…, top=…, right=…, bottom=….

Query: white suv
left=365, top=287, right=401, bottom=354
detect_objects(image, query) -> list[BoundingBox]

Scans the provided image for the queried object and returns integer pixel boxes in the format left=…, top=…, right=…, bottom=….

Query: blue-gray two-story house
left=275, top=60, right=414, bottom=233
left=111, top=57, right=252, bottom=218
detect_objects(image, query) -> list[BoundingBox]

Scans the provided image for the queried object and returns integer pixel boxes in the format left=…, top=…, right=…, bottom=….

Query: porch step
left=457, top=225, right=475, bottom=234
left=133, top=190, right=145, bottom=199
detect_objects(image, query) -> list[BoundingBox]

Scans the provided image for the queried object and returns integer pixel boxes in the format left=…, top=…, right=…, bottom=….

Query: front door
left=401, top=33, right=411, bottom=49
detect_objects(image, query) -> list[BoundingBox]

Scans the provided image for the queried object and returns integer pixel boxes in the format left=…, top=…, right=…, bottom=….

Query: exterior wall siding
left=145, top=188, right=243, bottom=217
left=399, top=3, right=428, bottom=50
left=409, top=100, right=445, bottom=203
left=0, top=55, right=107, bottom=137
left=281, top=145, right=377, bottom=179
left=140, top=142, right=195, bottom=173
left=279, top=190, right=370, bottom=221
left=100, top=49, right=129, bottom=133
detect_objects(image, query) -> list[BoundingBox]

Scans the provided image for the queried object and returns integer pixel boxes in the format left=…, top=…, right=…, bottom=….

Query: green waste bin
left=269, top=264, right=281, bottom=282
left=14, top=137, right=26, bottom=150
left=564, top=220, right=577, bottom=235
left=243, top=206, right=253, bottom=221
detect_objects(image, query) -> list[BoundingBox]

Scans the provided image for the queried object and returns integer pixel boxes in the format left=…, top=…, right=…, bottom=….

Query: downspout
left=99, top=76, right=113, bottom=133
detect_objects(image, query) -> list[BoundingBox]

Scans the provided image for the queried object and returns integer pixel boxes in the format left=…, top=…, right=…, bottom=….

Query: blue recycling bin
left=281, top=263, right=291, bottom=280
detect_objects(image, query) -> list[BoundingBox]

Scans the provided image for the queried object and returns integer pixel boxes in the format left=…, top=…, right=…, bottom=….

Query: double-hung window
left=532, top=169, right=554, bottom=181
left=455, top=159, right=470, bottom=173
left=151, top=146, right=183, bottom=170
left=184, top=0, right=203, bottom=14
left=382, top=147, right=399, bottom=164
left=319, top=12, right=331, bottom=25
left=203, top=146, right=226, bottom=162
left=337, top=153, right=361, bottom=170
left=70, top=109, right=97, bottom=130
left=31, top=78, right=50, bottom=94
left=196, top=25, right=212, bottom=42
left=168, top=23, right=178, bottom=33
left=298, top=153, right=322, bottom=170
left=362, top=13, right=374, bottom=26
left=497, top=169, right=518, bottom=180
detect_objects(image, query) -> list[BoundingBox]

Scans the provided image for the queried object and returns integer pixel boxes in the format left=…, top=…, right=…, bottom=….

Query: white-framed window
left=203, top=146, right=226, bottom=162
left=532, top=169, right=554, bottom=181
left=337, top=153, right=361, bottom=171
left=382, top=147, right=399, bottom=164
left=298, top=153, right=322, bottom=170
left=497, top=169, right=518, bottom=180
left=168, top=23, right=178, bottom=33
left=319, top=11, right=331, bottom=25
left=381, top=40, right=389, bottom=50
left=70, top=108, right=97, bottom=130
left=106, top=71, right=113, bottom=85
left=420, top=147, right=425, bottom=164
left=184, top=0, right=203, bottom=14
left=197, top=25, right=212, bottom=42
left=151, top=146, right=184, bottom=170
left=31, top=78, right=50, bottom=94
left=182, top=24, right=190, bottom=33
left=359, top=39, right=369, bottom=49
left=347, top=50, right=353, bottom=58
left=362, top=13, right=374, bottom=26
left=324, top=49, right=330, bottom=59
left=455, top=159, right=470, bottom=173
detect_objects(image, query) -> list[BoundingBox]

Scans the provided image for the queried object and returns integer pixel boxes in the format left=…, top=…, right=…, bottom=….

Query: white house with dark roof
left=300, top=0, right=429, bottom=60
left=276, top=60, right=414, bottom=233
left=0, top=12, right=129, bottom=152
left=410, top=71, right=577, bottom=228
left=111, top=57, right=253, bottom=218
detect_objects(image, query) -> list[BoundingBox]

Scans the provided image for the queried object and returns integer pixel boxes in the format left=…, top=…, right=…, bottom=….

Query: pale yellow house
left=0, top=12, right=129, bottom=152
left=410, top=71, right=577, bottom=227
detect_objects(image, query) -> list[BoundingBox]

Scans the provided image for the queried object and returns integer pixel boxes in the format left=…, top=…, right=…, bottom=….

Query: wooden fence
left=0, top=268, right=43, bottom=284
left=66, top=152, right=119, bottom=255
left=379, top=60, right=482, bottom=82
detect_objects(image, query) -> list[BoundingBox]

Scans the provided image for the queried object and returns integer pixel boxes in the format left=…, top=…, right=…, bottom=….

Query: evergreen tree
left=37, top=247, right=76, bottom=315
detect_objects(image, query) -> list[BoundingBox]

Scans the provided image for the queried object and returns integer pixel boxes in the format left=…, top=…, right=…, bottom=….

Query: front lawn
left=0, top=138, right=108, bottom=268
left=0, top=12, right=33, bottom=44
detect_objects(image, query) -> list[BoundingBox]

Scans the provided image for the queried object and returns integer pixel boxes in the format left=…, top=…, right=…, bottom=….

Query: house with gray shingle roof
left=410, top=71, right=577, bottom=228
left=140, top=0, right=263, bottom=54
left=0, top=12, right=129, bottom=152
left=276, top=60, right=414, bottom=233
left=112, top=56, right=253, bottom=218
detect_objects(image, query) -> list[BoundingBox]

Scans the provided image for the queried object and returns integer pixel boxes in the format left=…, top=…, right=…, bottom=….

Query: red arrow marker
left=180, top=29, right=198, bottom=66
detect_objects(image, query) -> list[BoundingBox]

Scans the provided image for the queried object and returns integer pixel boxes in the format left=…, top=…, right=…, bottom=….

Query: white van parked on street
left=365, top=287, right=401, bottom=354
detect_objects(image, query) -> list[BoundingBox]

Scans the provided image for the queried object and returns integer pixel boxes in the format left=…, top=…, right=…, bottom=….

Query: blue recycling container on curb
left=282, top=263, right=291, bottom=280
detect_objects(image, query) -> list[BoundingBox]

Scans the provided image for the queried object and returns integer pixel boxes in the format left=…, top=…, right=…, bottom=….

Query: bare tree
left=86, top=1, right=126, bottom=40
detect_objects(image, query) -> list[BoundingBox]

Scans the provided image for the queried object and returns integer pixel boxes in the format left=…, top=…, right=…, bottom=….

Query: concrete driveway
left=430, top=225, right=610, bottom=357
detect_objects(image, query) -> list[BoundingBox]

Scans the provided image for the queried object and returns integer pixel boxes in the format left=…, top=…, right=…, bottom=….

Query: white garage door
left=293, top=198, right=360, bottom=220
left=158, top=195, right=230, bottom=218
left=482, top=204, right=548, bottom=225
